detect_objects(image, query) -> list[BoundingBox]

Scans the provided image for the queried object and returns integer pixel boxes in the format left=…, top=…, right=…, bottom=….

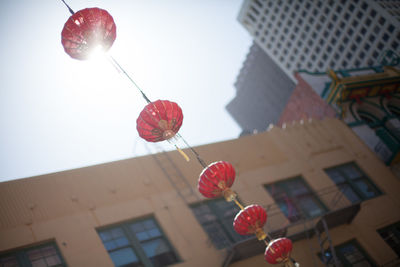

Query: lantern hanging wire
left=59, top=0, right=208, bottom=168
left=59, top=2, right=300, bottom=265
left=61, top=0, right=75, bottom=14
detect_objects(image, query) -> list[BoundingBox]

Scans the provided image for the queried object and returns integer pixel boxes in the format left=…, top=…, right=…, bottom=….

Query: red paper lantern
left=264, top=237, right=293, bottom=264
left=233, top=204, right=267, bottom=240
left=198, top=161, right=236, bottom=201
left=136, top=100, right=183, bottom=142
left=61, top=7, right=116, bottom=60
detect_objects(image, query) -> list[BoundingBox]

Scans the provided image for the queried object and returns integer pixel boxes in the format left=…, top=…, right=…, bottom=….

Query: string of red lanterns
left=197, top=161, right=297, bottom=266
left=60, top=3, right=298, bottom=266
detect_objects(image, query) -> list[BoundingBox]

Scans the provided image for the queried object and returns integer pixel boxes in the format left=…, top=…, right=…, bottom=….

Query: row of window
left=0, top=217, right=180, bottom=267
left=246, top=0, right=400, bottom=73
left=0, top=162, right=397, bottom=266
left=98, top=218, right=179, bottom=267
left=198, top=162, right=382, bottom=249
left=2, top=221, right=399, bottom=267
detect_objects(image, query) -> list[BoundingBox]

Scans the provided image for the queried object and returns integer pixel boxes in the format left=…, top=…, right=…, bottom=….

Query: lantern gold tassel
left=255, top=228, right=267, bottom=241
left=175, top=145, right=190, bottom=162
left=233, top=197, right=244, bottom=210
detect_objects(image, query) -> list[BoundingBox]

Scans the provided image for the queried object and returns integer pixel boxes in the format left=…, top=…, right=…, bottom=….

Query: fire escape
left=145, top=143, right=200, bottom=204
left=146, top=145, right=400, bottom=266
left=222, top=185, right=362, bottom=267
left=147, top=145, right=357, bottom=266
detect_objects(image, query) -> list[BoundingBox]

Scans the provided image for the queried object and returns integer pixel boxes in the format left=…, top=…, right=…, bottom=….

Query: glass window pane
left=136, top=231, right=150, bottom=241
left=298, top=197, right=324, bottom=217
left=0, top=255, right=19, bottom=267
left=2, top=244, right=64, bottom=267
left=278, top=200, right=302, bottom=221
left=111, top=228, right=124, bottom=239
left=149, top=251, right=178, bottom=267
left=215, top=199, right=235, bottom=212
left=339, top=244, right=365, bottom=263
left=143, top=220, right=156, bottom=230
left=326, top=163, right=380, bottom=202
left=115, top=237, right=130, bottom=248
left=130, top=222, right=145, bottom=234
left=104, top=241, right=117, bottom=251
left=191, top=199, right=244, bottom=249
left=203, top=222, right=232, bottom=249
left=27, top=248, right=43, bottom=261
left=325, top=169, right=345, bottom=183
left=192, top=205, right=217, bottom=224
left=286, top=179, right=309, bottom=196
left=40, top=246, right=56, bottom=258
left=267, top=184, right=285, bottom=197
left=267, top=177, right=324, bottom=221
left=141, top=239, right=169, bottom=258
left=45, top=255, right=61, bottom=266
left=339, top=184, right=361, bottom=203
left=31, top=259, right=47, bottom=267
left=342, top=164, right=362, bottom=179
left=109, top=247, right=141, bottom=267
left=378, top=222, right=400, bottom=257
left=148, top=228, right=161, bottom=238
left=354, top=179, right=379, bottom=199
left=219, top=204, right=239, bottom=218
left=100, top=218, right=178, bottom=267
left=99, top=231, right=112, bottom=242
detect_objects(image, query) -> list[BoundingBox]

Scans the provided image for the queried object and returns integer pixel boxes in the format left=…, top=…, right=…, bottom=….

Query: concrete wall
left=1, top=118, right=400, bottom=266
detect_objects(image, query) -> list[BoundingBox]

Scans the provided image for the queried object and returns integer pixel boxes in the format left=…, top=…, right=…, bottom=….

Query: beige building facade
left=1, top=118, right=400, bottom=267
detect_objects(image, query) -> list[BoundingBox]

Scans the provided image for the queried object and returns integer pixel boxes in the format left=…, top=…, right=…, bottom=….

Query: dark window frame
left=378, top=221, right=400, bottom=257
left=265, top=176, right=328, bottom=222
left=190, top=198, right=247, bottom=249
left=325, top=162, right=382, bottom=203
left=335, top=239, right=377, bottom=266
left=318, top=239, right=377, bottom=266
left=0, top=241, right=66, bottom=267
left=97, top=216, right=180, bottom=267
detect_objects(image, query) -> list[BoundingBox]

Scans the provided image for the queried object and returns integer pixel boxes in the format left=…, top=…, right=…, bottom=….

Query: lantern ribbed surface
left=61, top=7, right=116, bottom=60
left=233, top=204, right=267, bottom=236
left=264, top=237, right=293, bottom=264
left=136, top=100, right=183, bottom=142
left=198, top=161, right=235, bottom=199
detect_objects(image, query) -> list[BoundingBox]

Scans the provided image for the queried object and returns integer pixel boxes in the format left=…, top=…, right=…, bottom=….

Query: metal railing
left=221, top=185, right=362, bottom=266
left=262, top=184, right=359, bottom=238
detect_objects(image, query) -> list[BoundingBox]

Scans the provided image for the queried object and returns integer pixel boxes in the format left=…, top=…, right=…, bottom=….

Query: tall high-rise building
left=226, top=42, right=295, bottom=134
left=238, top=0, right=400, bottom=80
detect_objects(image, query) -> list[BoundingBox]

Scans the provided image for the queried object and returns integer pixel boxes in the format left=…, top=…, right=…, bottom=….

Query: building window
left=325, top=163, right=381, bottom=204
left=191, top=199, right=246, bottom=249
left=378, top=221, right=400, bottom=257
left=265, top=177, right=327, bottom=222
left=0, top=242, right=66, bottom=267
left=320, top=239, right=377, bottom=266
left=98, top=217, right=179, bottom=267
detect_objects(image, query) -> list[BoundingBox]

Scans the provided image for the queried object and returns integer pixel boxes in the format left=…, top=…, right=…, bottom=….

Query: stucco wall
left=1, top=118, right=399, bottom=266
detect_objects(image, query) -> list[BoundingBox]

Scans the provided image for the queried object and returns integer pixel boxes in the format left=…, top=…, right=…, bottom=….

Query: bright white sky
left=0, top=0, right=252, bottom=182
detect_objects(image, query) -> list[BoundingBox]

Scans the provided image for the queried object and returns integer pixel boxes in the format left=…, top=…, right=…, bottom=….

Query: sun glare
left=88, top=45, right=106, bottom=60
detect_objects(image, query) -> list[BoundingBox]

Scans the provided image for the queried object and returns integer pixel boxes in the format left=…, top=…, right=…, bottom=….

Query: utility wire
left=108, top=56, right=152, bottom=104
left=60, top=0, right=75, bottom=15
left=60, top=0, right=208, bottom=169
